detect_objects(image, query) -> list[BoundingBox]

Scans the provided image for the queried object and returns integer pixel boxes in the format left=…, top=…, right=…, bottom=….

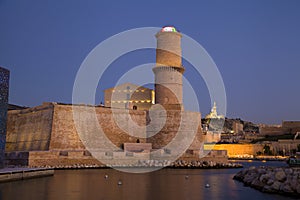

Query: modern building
left=104, top=83, right=154, bottom=110
left=0, top=67, right=9, bottom=168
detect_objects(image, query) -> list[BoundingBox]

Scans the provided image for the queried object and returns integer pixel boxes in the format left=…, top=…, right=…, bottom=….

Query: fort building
left=259, top=121, right=300, bottom=136
left=104, top=83, right=154, bottom=111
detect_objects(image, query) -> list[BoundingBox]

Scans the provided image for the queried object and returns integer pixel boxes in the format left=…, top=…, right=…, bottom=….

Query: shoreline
left=8, top=160, right=243, bottom=170
left=229, top=156, right=288, bottom=162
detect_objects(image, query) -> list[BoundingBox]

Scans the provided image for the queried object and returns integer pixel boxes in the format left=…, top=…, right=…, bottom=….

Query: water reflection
left=0, top=161, right=294, bottom=200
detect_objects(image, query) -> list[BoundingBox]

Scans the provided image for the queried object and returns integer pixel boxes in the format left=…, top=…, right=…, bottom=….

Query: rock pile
left=33, top=160, right=242, bottom=169
left=169, top=160, right=242, bottom=169
left=234, top=166, right=300, bottom=196
left=93, top=160, right=242, bottom=168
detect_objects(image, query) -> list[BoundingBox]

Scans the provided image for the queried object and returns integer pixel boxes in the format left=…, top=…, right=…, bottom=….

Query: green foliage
left=263, top=145, right=273, bottom=155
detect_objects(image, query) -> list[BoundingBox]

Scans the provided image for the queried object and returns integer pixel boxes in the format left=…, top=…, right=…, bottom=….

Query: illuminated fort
left=4, top=27, right=228, bottom=167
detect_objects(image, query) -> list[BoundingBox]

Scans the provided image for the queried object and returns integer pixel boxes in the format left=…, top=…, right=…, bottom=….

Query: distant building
left=104, top=83, right=154, bottom=110
left=259, top=121, right=300, bottom=136
left=0, top=67, right=9, bottom=168
left=232, top=121, right=244, bottom=134
left=282, top=121, right=300, bottom=134
left=204, top=102, right=224, bottom=133
left=205, top=102, right=224, bottom=119
left=259, top=124, right=282, bottom=136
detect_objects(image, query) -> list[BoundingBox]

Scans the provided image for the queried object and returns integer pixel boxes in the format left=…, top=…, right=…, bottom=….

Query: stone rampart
left=5, top=103, right=54, bottom=152
left=6, top=103, right=148, bottom=153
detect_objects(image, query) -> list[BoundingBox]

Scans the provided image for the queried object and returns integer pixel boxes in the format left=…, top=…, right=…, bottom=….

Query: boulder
left=251, top=177, right=264, bottom=189
left=275, top=170, right=286, bottom=182
left=297, top=184, right=300, bottom=194
left=259, top=174, right=270, bottom=183
left=271, top=181, right=282, bottom=191
left=262, top=185, right=273, bottom=193
left=266, top=178, right=274, bottom=186
left=281, top=183, right=293, bottom=193
left=244, top=174, right=256, bottom=185
left=257, top=168, right=266, bottom=174
left=284, top=168, right=293, bottom=175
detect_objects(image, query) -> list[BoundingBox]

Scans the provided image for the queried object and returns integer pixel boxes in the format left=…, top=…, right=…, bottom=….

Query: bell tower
left=153, top=26, right=185, bottom=110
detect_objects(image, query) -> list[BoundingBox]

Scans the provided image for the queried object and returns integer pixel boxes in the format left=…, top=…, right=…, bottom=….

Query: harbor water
left=0, top=161, right=296, bottom=200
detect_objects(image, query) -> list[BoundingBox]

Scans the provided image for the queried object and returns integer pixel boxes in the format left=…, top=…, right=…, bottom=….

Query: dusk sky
left=0, top=0, right=300, bottom=125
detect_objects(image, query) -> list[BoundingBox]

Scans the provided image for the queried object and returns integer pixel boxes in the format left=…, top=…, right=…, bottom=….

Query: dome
left=161, top=26, right=177, bottom=32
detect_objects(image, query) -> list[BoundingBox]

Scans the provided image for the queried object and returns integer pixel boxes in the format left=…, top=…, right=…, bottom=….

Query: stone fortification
left=6, top=103, right=54, bottom=152
left=147, top=109, right=203, bottom=161
left=5, top=102, right=208, bottom=167
left=5, top=103, right=149, bottom=167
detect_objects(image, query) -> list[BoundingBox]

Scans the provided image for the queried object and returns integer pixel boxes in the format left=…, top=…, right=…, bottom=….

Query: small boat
left=287, top=152, right=300, bottom=166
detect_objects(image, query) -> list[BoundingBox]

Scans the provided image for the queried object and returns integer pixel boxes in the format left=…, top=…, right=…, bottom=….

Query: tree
left=263, top=145, right=273, bottom=155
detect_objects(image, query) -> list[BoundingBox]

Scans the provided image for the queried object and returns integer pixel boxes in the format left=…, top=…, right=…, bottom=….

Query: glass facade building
left=0, top=67, right=9, bottom=168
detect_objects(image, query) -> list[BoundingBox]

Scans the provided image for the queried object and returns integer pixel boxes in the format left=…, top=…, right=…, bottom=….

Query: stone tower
left=153, top=26, right=185, bottom=110
left=147, top=26, right=202, bottom=156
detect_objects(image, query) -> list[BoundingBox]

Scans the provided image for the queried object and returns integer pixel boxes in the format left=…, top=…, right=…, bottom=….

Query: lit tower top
left=153, top=26, right=185, bottom=110
left=155, top=26, right=184, bottom=69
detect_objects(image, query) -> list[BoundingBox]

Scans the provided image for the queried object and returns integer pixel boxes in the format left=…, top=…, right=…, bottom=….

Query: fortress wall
left=49, top=104, right=147, bottom=151
left=282, top=121, right=300, bottom=133
left=212, top=144, right=264, bottom=157
left=147, top=110, right=202, bottom=153
left=5, top=103, right=54, bottom=152
left=259, top=126, right=283, bottom=135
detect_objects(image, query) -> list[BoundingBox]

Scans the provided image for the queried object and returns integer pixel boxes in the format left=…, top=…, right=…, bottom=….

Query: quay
left=0, top=168, right=54, bottom=183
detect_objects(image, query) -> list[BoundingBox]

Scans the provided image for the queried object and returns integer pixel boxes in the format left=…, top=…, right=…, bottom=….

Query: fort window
left=59, top=151, right=68, bottom=156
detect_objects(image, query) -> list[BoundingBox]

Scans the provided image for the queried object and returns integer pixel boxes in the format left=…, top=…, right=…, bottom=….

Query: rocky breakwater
left=35, top=160, right=242, bottom=169
left=234, top=166, right=300, bottom=197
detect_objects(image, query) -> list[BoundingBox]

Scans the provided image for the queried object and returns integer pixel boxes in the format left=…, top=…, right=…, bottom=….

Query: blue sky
left=0, top=0, right=300, bottom=124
